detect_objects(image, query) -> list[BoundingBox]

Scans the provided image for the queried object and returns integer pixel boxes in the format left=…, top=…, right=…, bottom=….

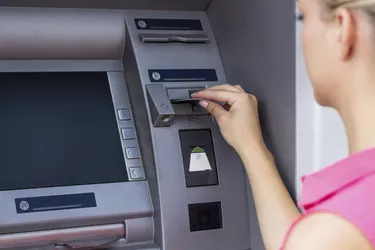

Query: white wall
left=295, top=18, right=348, bottom=200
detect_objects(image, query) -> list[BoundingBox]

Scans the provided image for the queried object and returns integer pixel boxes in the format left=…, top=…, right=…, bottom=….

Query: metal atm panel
left=124, top=10, right=251, bottom=250
left=0, top=7, right=252, bottom=250
left=0, top=9, right=154, bottom=250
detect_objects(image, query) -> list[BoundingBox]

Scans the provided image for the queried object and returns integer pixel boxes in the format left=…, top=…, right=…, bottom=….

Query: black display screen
left=0, top=72, right=128, bottom=191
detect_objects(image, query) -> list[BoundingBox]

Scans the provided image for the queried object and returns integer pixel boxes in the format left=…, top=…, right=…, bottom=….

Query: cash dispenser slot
left=0, top=223, right=125, bottom=249
left=139, top=34, right=209, bottom=44
left=146, top=84, right=209, bottom=127
left=0, top=216, right=153, bottom=249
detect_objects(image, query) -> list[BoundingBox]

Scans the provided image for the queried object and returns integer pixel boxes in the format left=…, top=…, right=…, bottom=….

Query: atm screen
left=0, top=72, right=128, bottom=191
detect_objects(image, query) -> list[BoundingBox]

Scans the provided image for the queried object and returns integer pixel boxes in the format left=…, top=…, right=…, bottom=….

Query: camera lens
left=198, top=211, right=211, bottom=227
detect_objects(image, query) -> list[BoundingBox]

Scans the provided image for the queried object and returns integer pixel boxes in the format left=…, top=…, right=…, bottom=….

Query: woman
left=192, top=0, right=375, bottom=249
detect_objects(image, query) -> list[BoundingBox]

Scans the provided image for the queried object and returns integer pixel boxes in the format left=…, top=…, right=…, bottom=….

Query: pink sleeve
left=280, top=174, right=375, bottom=249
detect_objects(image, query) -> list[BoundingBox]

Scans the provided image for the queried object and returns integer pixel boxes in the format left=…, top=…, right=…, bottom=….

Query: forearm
left=238, top=143, right=301, bottom=250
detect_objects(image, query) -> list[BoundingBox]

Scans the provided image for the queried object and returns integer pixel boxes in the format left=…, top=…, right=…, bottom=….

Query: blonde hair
left=323, top=0, right=375, bottom=17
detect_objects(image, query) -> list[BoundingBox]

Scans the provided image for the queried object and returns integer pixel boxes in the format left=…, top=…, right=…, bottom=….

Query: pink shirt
left=280, top=147, right=375, bottom=249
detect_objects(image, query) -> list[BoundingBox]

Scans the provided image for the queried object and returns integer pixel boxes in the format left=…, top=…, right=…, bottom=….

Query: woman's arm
left=239, top=144, right=300, bottom=250
left=285, top=213, right=373, bottom=250
left=193, top=84, right=300, bottom=250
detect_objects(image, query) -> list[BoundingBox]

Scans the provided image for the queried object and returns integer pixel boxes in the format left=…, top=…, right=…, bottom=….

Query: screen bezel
left=0, top=66, right=147, bottom=235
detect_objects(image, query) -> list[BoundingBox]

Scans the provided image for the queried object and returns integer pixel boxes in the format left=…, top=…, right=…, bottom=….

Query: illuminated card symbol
left=189, top=146, right=211, bottom=172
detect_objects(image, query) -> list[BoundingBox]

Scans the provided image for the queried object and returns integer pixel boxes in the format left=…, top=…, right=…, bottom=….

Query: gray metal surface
left=124, top=10, right=251, bottom=250
left=108, top=72, right=146, bottom=181
left=0, top=60, right=123, bottom=72
left=0, top=8, right=125, bottom=60
left=0, top=67, right=153, bottom=247
left=0, top=182, right=152, bottom=234
left=145, top=84, right=175, bottom=127
left=0, top=1, right=211, bottom=11
left=0, top=20, right=153, bottom=247
left=125, top=217, right=154, bottom=244
left=208, top=0, right=296, bottom=249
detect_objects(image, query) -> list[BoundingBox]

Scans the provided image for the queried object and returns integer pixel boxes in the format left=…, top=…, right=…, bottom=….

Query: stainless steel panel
left=0, top=1, right=211, bottom=11
left=0, top=60, right=123, bottom=72
left=0, top=8, right=125, bottom=60
left=145, top=84, right=175, bottom=127
left=0, top=182, right=152, bottom=234
left=125, top=217, right=154, bottom=243
left=108, top=72, right=147, bottom=181
left=0, top=69, right=151, bottom=239
left=124, top=10, right=251, bottom=250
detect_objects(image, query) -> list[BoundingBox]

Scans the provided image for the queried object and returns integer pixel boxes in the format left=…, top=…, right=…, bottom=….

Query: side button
left=126, top=147, right=139, bottom=159
left=121, top=128, right=135, bottom=140
left=118, top=109, right=131, bottom=120
left=129, top=167, right=144, bottom=180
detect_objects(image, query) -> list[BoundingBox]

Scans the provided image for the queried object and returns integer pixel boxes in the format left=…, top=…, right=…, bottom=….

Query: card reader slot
left=146, top=84, right=209, bottom=127
left=0, top=223, right=125, bottom=249
left=170, top=98, right=202, bottom=104
left=139, top=34, right=209, bottom=44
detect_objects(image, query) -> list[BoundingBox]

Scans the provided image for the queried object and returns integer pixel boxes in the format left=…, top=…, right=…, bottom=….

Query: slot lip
left=0, top=223, right=125, bottom=249
left=139, top=33, right=209, bottom=44
left=170, top=98, right=203, bottom=104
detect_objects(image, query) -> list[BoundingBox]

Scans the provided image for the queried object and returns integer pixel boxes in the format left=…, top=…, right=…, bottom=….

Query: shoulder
left=284, top=212, right=373, bottom=250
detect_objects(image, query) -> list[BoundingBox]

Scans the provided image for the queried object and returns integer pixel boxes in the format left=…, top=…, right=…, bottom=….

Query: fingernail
left=199, top=100, right=208, bottom=108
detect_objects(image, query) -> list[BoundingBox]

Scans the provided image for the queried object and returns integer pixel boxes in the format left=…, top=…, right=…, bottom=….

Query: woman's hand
left=192, top=84, right=264, bottom=155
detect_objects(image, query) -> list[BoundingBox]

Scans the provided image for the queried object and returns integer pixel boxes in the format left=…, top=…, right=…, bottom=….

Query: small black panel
left=149, top=69, right=218, bottom=83
left=135, top=18, right=203, bottom=31
left=179, top=129, right=218, bottom=187
left=189, top=202, right=223, bottom=232
left=15, top=193, right=97, bottom=214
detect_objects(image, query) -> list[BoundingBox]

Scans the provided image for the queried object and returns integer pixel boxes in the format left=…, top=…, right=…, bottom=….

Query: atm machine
left=0, top=6, right=255, bottom=250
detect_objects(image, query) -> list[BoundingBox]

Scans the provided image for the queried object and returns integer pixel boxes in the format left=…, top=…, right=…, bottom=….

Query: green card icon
left=189, top=146, right=211, bottom=172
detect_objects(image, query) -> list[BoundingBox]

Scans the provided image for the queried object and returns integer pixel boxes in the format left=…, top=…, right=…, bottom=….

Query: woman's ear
left=334, top=8, right=356, bottom=60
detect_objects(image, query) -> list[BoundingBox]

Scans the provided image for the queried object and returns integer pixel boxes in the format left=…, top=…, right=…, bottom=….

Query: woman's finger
left=192, top=89, right=240, bottom=106
left=205, top=83, right=241, bottom=92
left=199, top=100, right=228, bottom=120
left=234, top=85, right=245, bottom=91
